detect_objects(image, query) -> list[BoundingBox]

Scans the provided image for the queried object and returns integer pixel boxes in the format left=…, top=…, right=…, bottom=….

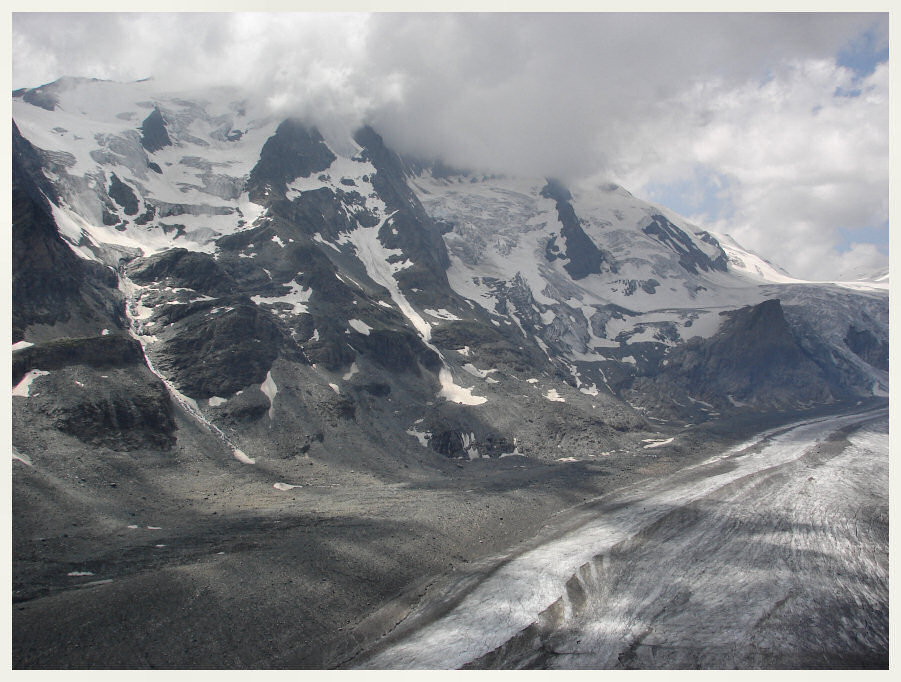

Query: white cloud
left=617, top=58, right=887, bottom=280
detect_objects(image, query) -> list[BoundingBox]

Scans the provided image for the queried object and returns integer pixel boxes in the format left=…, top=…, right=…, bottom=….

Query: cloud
left=622, top=58, right=888, bottom=280
left=11, top=12, right=889, bottom=279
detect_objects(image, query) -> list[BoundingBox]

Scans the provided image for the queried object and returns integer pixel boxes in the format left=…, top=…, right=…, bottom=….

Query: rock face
left=43, top=366, right=177, bottom=451
left=13, top=335, right=176, bottom=451
left=844, top=326, right=889, bottom=371
left=541, top=179, right=616, bottom=280
left=139, top=107, right=172, bottom=153
left=12, top=335, right=147, bottom=384
left=12, top=124, right=125, bottom=342
left=627, top=299, right=841, bottom=418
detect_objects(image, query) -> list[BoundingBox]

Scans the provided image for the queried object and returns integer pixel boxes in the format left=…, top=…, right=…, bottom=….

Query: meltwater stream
left=358, top=409, right=888, bottom=669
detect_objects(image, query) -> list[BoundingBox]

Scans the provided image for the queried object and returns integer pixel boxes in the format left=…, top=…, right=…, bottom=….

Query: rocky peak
left=139, top=107, right=172, bottom=153
left=247, top=119, right=336, bottom=204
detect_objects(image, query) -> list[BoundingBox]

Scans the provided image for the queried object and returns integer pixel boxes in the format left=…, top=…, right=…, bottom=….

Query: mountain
left=11, top=77, right=889, bottom=668
left=11, top=73, right=890, bottom=468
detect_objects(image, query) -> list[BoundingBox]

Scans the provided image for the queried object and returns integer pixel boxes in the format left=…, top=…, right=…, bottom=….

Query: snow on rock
left=13, top=370, right=50, bottom=397
left=424, top=308, right=462, bottom=321
left=233, top=449, right=255, bottom=465
left=545, top=389, right=566, bottom=402
left=406, top=428, right=431, bottom=447
left=12, top=447, right=33, bottom=466
left=13, top=80, right=278, bottom=260
left=342, top=363, right=359, bottom=381
left=348, top=319, right=372, bottom=336
left=346, top=218, right=429, bottom=337
left=461, top=432, right=481, bottom=459
left=439, top=368, right=487, bottom=406
left=462, top=363, right=497, bottom=379
left=347, top=216, right=488, bottom=405
left=260, top=371, right=278, bottom=419
left=642, top=437, right=675, bottom=449
left=251, top=281, right=312, bottom=315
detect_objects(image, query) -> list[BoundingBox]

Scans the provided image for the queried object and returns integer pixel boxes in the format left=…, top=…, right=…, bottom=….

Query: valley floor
left=12, top=401, right=888, bottom=669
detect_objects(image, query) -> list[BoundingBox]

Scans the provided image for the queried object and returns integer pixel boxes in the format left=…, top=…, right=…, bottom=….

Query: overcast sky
left=11, top=11, right=889, bottom=280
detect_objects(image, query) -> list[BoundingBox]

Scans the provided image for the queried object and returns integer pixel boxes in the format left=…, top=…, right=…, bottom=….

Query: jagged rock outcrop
left=541, top=179, right=616, bottom=280
left=643, top=214, right=728, bottom=274
left=247, top=119, right=336, bottom=203
left=139, top=107, right=172, bottom=153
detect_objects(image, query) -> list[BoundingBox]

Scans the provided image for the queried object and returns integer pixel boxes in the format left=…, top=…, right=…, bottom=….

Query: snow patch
left=406, top=429, right=431, bottom=448
left=274, top=482, right=301, bottom=491
left=439, top=368, right=487, bottom=406
left=251, top=281, right=312, bottom=315
left=13, top=369, right=50, bottom=397
left=260, top=371, right=278, bottom=419
left=329, top=383, right=341, bottom=394
left=642, top=437, right=675, bottom=449
left=545, top=389, right=565, bottom=402
left=233, top=449, right=255, bottom=465
left=12, top=447, right=32, bottom=466
left=208, top=396, right=227, bottom=407
left=343, top=363, right=359, bottom=381
left=348, top=319, right=372, bottom=335
left=462, top=363, right=498, bottom=379
left=12, top=340, right=34, bottom=351
left=424, top=308, right=462, bottom=321
left=67, top=571, right=95, bottom=577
